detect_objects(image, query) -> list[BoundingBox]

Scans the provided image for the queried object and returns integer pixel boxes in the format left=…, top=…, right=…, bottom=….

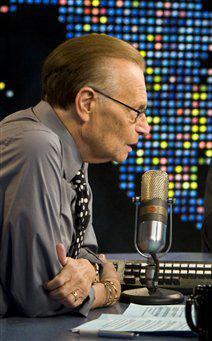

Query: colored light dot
left=153, top=158, right=159, bottom=165
left=147, top=117, right=152, bottom=123
left=191, top=166, right=198, bottom=173
left=6, top=90, right=14, bottom=97
left=154, top=76, right=161, bottom=83
left=200, top=93, right=207, bottom=100
left=207, top=142, right=212, bottom=149
left=183, top=182, right=190, bottom=189
left=199, top=117, right=206, bottom=124
left=133, top=1, right=139, bottom=6
left=147, top=35, right=154, bottom=42
left=136, top=158, right=143, bottom=165
left=177, top=109, right=183, bottom=115
left=193, top=93, right=200, bottom=100
left=169, top=182, right=174, bottom=189
left=201, top=85, right=207, bottom=91
left=192, top=109, right=199, bottom=117
left=154, top=84, right=161, bottom=91
left=184, top=142, right=191, bottom=149
left=191, top=182, right=198, bottom=190
left=192, top=134, right=199, bottom=141
left=200, top=126, right=207, bottom=133
left=136, top=149, right=144, bottom=157
left=0, top=6, right=9, bottom=13
left=0, top=82, right=5, bottom=90
left=153, top=116, right=160, bottom=124
left=175, top=166, right=183, bottom=173
left=140, top=50, right=146, bottom=57
left=161, top=141, right=168, bottom=149
left=199, top=141, right=206, bottom=149
left=206, top=150, right=212, bottom=158
left=191, top=175, right=197, bottom=181
left=100, top=16, right=107, bottom=24
left=199, top=158, right=205, bottom=165
left=83, top=24, right=91, bottom=31
left=168, top=190, right=174, bottom=198
left=192, top=125, right=199, bottom=133
left=146, top=67, right=154, bottom=74
left=92, top=0, right=100, bottom=6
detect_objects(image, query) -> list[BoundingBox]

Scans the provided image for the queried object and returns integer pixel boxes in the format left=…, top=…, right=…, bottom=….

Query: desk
left=2, top=253, right=209, bottom=341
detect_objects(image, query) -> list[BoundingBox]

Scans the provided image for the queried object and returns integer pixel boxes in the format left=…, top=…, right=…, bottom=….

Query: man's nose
left=135, top=114, right=151, bottom=136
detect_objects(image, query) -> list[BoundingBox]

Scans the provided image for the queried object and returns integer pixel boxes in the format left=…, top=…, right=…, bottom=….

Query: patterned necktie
left=71, top=167, right=90, bottom=258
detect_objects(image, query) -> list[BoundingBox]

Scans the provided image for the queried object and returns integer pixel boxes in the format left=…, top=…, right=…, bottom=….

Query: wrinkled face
left=83, top=59, right=150, bottom=163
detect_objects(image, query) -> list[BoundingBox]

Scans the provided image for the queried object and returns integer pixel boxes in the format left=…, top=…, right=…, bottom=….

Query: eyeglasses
left=92, top=87, right=147, bottom=122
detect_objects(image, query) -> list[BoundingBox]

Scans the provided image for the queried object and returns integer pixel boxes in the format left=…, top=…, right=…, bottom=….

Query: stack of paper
left=72, top=304, right=193, bottom=334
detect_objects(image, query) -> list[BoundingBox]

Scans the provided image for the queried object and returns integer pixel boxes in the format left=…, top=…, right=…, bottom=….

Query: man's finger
left=56, top=243, right=67, bottom=266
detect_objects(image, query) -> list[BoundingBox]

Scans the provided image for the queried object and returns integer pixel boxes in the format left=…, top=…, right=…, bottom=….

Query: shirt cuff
left=76, top=286, right=95, bottom=317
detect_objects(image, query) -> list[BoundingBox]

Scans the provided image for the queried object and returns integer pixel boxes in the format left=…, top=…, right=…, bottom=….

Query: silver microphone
left=136, top=170, right=169, bottom=254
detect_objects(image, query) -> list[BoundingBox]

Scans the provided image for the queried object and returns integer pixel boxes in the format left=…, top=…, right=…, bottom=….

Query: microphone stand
left=121, top=197, right=184, bottom=305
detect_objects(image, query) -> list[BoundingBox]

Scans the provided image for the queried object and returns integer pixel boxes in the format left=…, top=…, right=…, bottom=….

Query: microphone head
left=141, top=170, right=169, bottom=203
left=136, top=170, right=169, bottom=254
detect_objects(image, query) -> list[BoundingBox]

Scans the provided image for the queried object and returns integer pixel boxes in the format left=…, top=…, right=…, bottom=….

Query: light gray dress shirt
left=0, top=101, right=101, bottom=317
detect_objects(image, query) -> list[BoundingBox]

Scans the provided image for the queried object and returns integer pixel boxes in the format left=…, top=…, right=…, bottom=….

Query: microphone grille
left=141, top=170, right=169, bottom=201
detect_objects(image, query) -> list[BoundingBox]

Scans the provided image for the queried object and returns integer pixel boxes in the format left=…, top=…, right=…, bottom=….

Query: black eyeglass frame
left=91, top=87, right=147, bottom=121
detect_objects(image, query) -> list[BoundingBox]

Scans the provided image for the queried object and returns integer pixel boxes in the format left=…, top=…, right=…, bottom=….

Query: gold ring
left=71, top=290, right=78, bottom=302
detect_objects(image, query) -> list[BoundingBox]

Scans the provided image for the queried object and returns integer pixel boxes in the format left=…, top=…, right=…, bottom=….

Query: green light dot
left=161, top=141, right=168, bottom=149
left=192, top=134, right=199, bottom=141
left=200, top=126, right=207, bottom=133
left=169, top=182, right=174, bottom=189
left=147, top=34, right=154, bottom=42
left=191, top=166, right=198, bottom=173
left=153, top=116, right=160, bottom=124
left=199, top=117, right=206, bottom=124
left=146, top=67, right=154, bottom=74
left=191, top=174, right=197, bottom=181
left=200, top=93, right=207, bottom=100
left=193, top=93, right=200, bottom=100
left=0, top=82, right=5, bottom=90
left=184, top=141, right=191, bottom=149
left=206, top=150, right=212, bottom=158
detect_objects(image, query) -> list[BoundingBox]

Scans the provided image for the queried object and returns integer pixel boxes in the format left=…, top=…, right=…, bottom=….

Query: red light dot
left=177, top=109, right=183, bottom=115
left=0, top=6, right=9, bottom=13
left=85, top=8, right=91, bottom=14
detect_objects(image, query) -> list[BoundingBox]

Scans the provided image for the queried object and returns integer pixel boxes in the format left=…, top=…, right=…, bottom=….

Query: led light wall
left=1, top=0, right=211, bottom=229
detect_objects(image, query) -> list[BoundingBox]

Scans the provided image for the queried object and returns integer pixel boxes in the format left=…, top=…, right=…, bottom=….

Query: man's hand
left=44, top=244, right=96, bottom=308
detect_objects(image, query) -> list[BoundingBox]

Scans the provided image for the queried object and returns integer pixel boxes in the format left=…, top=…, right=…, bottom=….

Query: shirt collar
left=32, top=100, right=84, bottom=182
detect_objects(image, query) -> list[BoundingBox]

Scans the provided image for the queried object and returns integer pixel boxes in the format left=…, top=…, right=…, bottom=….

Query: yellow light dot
left=192, top=125, right=199, bottom=133
left=175, top=166, right=183, bottom=173
left=0, top=82, right=5, bottom=90
left=140, top=50, right=146, bottom=57
left=169, top=182, right=174, bottom=189
left=168, top=190, right=174, bottom=198
left=199, top=117, right=206, bottom=124
left=192, top=134, right=199, bottom=141
left=136, top=149, right=144, bottom=157
left=153, top=116, right=160, bottom=124
left=184, top=141, right=191, bottom=149
left=183, top=182, right=190, bottom=189
left=200, top=93, right=207, bottom=100
left=147, top=117, right=152, bottom=124
left=191, top=182, right=198, bottom=190
left=200, top=125, right=207, bottom=133
left=100, top=16, right=107, bottom=23
left=92, top=0, right=100, bottom=6
left=161, top=141, right=168, bottom=149
left=206, top=150, right=212, bottom=158
left=192, top=109, right=199, bottom=116
left=154, top=76, right=161, bottom=83
left=153, top=158, right=159, bottom=165
left=146, top=67, right=154, bottom=75
left=193, top=93, right=200, bottom=100
left=136, top=158, right=143, bottom=165
left=147, top=34, right=154, bottom=42
left=154, top=84, right=161, bottom=91
left=83, top=24, right=91, bottom=31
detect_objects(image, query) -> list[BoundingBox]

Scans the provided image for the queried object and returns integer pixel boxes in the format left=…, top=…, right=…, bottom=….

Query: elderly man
left=0, top=34, right=150, bottom=317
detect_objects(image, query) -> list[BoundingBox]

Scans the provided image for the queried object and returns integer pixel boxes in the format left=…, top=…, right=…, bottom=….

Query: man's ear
left=75, top=87, right=96, bottom=122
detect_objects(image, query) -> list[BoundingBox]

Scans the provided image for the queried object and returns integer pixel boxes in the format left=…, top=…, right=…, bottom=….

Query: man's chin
left=113, top=152, right=129, bottom=163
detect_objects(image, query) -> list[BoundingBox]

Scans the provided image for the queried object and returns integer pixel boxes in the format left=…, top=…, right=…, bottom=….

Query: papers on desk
left=72, top=303, right=192, bottom=335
